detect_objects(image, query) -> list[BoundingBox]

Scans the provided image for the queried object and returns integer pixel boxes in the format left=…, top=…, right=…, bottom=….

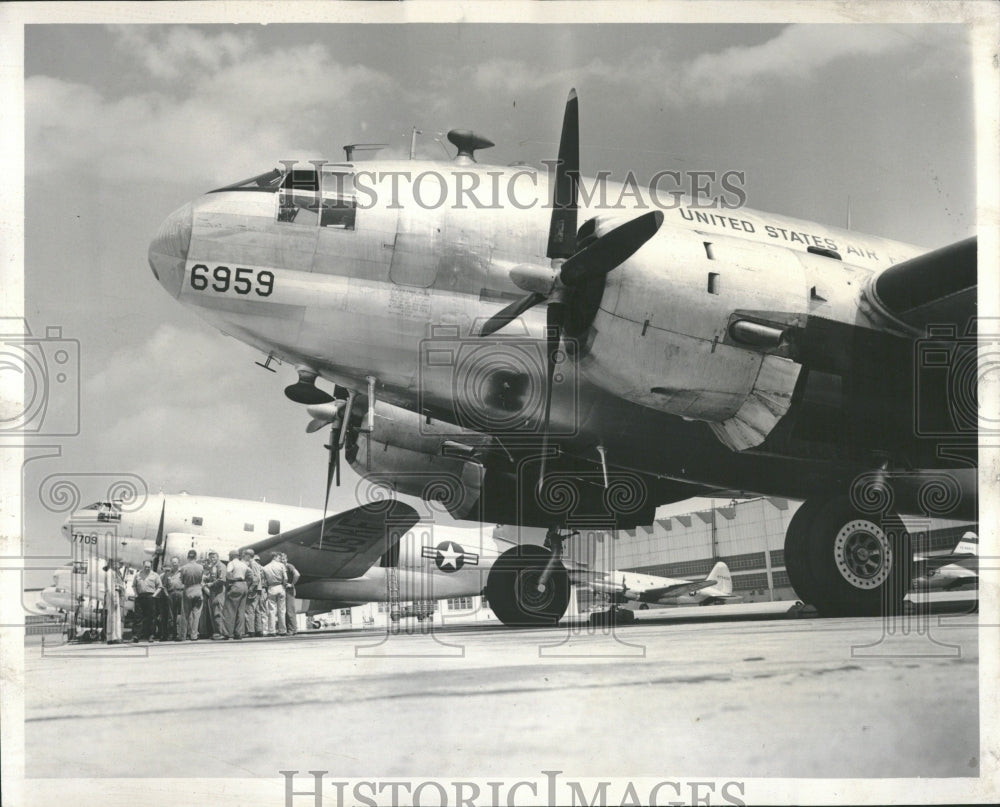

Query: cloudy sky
left=13, top=16, right=978, bottom=578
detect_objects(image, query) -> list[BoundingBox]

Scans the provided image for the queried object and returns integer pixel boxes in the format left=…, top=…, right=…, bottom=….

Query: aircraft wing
left=246, top=501, right=420, bottom=581
left=636, top=580, right=716, bottom=602
left=914, top=552, right=978, bottom=574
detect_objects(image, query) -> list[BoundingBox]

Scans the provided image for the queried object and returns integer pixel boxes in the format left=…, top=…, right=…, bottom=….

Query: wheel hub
left=833, top=519, right=892, bottom=589
left=517, top=570, right=556, bottom=612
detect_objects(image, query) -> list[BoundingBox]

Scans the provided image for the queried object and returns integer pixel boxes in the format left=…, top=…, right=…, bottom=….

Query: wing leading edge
left=247, top=500, right=420, bottom=580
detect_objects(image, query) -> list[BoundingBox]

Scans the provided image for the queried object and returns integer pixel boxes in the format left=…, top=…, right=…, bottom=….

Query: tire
left=784, top=495, right=911, bottom=617
left=783, top=498, right=828, bottom=605
left=485, top=545, right=570, bottom=627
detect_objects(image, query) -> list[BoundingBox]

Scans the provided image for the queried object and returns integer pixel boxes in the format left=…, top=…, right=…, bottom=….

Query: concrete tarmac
left=24, top=613, right=979, bottom=780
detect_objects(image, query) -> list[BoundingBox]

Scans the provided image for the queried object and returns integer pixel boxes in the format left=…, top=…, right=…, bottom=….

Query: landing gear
left=486, top=544, right=570, bottom=627
left=784, top=495, right=911, bottom=617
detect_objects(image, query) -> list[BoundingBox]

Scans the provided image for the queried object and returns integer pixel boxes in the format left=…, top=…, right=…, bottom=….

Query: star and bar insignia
left=421, top=540, right=480, bottom=573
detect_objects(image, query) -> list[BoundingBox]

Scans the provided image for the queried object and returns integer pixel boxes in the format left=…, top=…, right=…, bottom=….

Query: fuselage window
left=244, top=523, right=254, bottom=532
left=268, top=519, right=280, bottom=535
left=192, top=516, right=203, bottom=527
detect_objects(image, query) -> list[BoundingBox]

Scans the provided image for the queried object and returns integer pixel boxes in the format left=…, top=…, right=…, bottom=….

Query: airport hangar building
left=320, top=497, right=975, bottom=627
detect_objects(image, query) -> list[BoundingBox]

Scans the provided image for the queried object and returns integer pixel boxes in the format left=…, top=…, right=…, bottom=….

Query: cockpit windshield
left=81, top=500, right=122, bottom=522
left=208, top=168, right=284, bottom=194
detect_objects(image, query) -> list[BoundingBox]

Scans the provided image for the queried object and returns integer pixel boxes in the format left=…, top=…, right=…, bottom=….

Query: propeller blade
left=546, top=89, right=579, bottom=261
left=478, top=291, right=547, bottom=337
left=559, top=210, right=663, bottom=286
left=536, top=301, right=565, bottom=492
left=320, top=423, right=338, bottom=547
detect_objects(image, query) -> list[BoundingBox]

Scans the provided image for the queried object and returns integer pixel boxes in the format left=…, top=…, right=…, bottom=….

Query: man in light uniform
left=162, top=556, right=184, bottom=641
left=222, top=549, right=251, bottom=639
left=103, top=559, right=126, bottom=644
left=261, top=553, right=288, bottom=637
left=280, top=553, right=301, bottom=636
left=179, top=549, right=206, bottom=641
left=204, top=550, right=227, bottom=640
left=246, top=553, right=265, bottom=637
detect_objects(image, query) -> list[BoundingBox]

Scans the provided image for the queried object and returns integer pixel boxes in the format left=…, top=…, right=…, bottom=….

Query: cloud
left=79, top=321, right=297, bottom=493
left=469, top=25, right=942, bottom=109
left=113, top=25, right=254, bottom=79
left=26, top=27, right=398, bottom=183
left=675, top=24, right=919, bottom=105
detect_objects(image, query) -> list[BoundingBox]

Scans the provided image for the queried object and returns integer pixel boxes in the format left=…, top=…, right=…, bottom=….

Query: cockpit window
left=278, top=168, right=321, bottom=224
left=320, top=169, right=356, bottom=230
left=208, top=169, right=283, bottom=194
left=276, top=167, right=356, bottom=230
left=81, top=501, right=121, bottom=521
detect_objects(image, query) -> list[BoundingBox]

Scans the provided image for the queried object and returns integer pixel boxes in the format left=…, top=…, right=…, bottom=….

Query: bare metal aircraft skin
left=148, top=91, right=977, bottom=623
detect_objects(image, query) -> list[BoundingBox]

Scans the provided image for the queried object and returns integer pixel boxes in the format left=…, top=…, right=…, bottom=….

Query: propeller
left=478, top=89, right=663, bottom=490
left=304, top=397, right=352, bottom=544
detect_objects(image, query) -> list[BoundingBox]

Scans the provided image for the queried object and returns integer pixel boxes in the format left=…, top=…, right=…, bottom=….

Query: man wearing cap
left=281, top=553, right=301, bottom=636
left=261, top=552, right=288, bottom=636
left=204, top=549, right=227, bottom=640
left=179, top=549, right=207, bottom=641
left=222, top=549, right=251, bottom=639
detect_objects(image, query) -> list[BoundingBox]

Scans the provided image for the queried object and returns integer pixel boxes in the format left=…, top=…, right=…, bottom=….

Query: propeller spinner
left=478, top=89, right=663, bottom=489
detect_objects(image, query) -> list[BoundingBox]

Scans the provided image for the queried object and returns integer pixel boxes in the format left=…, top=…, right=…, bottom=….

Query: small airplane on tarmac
left=58, top=494, right=507, bottom=618
left=579, top=560, right=737, bottom=625
left=912, top=531, right=979, bottom=592
left=148, top=88, right=978, bottom=625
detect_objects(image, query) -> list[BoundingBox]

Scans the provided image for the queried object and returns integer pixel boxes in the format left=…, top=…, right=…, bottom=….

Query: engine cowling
left=578, top=221, right=807, bottom=451
left=346, top=402, right=487, bottom=520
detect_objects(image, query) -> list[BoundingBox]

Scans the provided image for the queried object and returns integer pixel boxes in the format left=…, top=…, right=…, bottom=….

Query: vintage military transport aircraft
left=57, top=495, right=507, bottom=619
left=148, top=90, right=978, bottom=625
left=44, top=497, right=500, bottom=638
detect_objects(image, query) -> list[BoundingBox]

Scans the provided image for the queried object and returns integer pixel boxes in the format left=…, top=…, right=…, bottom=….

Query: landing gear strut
left=485, top=529, right=572, bottom=627
left=783, top=494, right=911, bottom=617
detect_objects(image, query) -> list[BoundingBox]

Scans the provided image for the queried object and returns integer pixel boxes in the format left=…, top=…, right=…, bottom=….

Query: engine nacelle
left=347, top=402, right=486, bottom=520
left=579, top=222, right=810, bottom=451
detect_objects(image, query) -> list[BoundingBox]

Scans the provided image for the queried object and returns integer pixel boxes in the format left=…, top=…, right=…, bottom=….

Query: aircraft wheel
left=784, top=495, right=911, bottom=617
left=638, top=603, right=649, bottom=611
left=486, top=545, right=569, bottom=627
left=782, top=498, right=828, bottom=605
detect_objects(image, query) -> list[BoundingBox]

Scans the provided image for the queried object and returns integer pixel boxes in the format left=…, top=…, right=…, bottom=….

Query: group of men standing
left=110, top=549, right=300, bottom=643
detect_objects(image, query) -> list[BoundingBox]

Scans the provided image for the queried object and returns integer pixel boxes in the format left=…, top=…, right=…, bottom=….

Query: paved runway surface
left=24, top=612, right=979, bottom=780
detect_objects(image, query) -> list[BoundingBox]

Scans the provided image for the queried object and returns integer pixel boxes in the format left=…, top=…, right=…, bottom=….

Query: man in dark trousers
left=131, top=559, right=162, bottom=642
left=179, top=549, right=206, bottom=641
left=280, top=552, right=301, bottom=636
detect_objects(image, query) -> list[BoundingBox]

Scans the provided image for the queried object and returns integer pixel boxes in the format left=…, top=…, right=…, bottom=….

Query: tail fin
left=706, top=561, right=732, bottom=595
left=954, top=532, right=978, bottom=556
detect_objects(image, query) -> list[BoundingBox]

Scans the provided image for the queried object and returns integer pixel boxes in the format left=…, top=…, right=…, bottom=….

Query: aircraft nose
left=148, top=201, right=193, bottom=298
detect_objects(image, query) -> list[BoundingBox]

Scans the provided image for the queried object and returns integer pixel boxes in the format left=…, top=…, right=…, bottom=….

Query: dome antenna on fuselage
left=447, top=129, right=494, bottom=164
